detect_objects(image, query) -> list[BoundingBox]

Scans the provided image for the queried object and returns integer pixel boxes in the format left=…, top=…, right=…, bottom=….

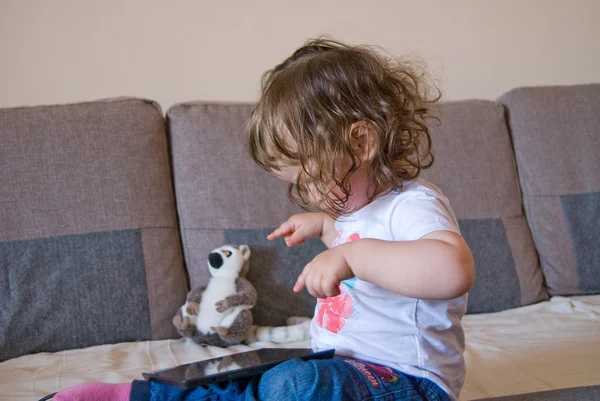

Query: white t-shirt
left=310, top=178, right=467, bottom=400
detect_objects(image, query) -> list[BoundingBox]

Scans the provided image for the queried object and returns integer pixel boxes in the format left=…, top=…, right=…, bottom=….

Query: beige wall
left=1, top=0, right=599, bottom=110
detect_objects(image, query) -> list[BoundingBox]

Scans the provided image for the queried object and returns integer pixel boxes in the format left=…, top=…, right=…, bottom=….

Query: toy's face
left=207, top=245, right=251, bottom=278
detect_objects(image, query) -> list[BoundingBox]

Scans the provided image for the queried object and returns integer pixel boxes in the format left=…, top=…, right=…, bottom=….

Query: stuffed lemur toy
left=173, top=244, right=256, bottom=347
left=173, top=244, right=310, bottom=347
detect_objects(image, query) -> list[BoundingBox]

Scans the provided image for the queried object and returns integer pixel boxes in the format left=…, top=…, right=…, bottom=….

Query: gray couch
left=0, top=84, right=598, bottom=400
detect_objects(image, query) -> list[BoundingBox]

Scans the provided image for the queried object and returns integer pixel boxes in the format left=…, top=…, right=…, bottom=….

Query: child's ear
left=349, top=121, right=378, bottom=162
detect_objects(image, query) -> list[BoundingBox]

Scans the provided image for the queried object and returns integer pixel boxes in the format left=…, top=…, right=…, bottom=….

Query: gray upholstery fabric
left=561, top=192, right=600, bottom=293
left=500, top=84, right=600, bottom=296
left=472, top=385, right=600, bottom=401
left=0, top=98, right=188, bottom=360
left=423, top=100, right=547, bottom=312
left=0, top=229, right=151, bottom=362
left=0, top=99, right=175, bottom=241
left=167, top=103, right=300, bottom=232
left=168, top=102, right=320, bottom=326
left=458, top=219, right=521, bottom=313
left=168, top=103, right=307, bottom=326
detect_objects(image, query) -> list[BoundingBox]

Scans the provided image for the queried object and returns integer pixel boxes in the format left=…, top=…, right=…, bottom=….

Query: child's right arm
left=267, top=213, right=337, bottom=248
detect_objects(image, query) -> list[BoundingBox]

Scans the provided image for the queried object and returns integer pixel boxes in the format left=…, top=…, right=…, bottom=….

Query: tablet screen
left=143, top=348, right=335, bottom=389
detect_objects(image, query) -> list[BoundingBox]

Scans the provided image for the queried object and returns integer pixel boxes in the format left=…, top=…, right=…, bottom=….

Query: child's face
left=273, top=159, right=373, bottom=214
left=269, top=121, right=377, bottom=214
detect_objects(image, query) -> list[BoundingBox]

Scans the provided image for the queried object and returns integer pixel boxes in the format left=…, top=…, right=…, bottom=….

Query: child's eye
left=222, top=250, right=232, bottom=257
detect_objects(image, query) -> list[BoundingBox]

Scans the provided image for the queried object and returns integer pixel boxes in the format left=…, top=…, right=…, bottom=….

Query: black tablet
left=142, top=348, right=335, bottom=389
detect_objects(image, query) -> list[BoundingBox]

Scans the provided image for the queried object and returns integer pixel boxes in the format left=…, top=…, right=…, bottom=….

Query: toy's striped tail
left=244, top=317, right=311, bottom=344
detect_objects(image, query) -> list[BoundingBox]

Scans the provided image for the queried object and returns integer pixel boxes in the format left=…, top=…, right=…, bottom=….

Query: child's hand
left=294, top=245, right=354, bottom=298
left=267, top=213, right=325, bottom=247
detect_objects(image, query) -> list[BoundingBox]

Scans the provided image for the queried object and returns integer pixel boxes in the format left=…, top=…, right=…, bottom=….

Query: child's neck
left=343, top=167, right=377, bottom=213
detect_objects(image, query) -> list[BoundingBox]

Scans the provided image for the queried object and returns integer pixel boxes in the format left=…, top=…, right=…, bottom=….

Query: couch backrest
left=421, top=100, right=548, bottom=313
left=167, top=99, right=548, bottom=316
left=0, top=98, right=187, bottom=362
left=2, top=83, right=597, bottom=361
left=500, top=84, right=600, bottom=296
left=167, top=103, right=324, bottom=326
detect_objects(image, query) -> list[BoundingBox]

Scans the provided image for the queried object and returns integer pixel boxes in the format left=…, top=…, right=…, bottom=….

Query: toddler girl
left=53, top=38, right=474, bottom=401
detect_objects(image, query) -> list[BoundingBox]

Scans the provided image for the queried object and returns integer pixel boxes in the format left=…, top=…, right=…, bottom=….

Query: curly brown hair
left=246, top=37, right=439, bottom=217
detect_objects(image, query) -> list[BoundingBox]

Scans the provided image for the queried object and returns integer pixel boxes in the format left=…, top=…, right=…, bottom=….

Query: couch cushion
left=422, top=100, right=547, bottom=313
left=499, top=84, right=600, bottom=296
left=169, top=100, right=546, bottom=316
left=167, top=103, right=324, bottom=327
left=0, top=98, right=187, bottom=362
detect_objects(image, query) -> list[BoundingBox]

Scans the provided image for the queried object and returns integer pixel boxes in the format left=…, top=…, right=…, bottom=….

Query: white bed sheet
left=1, top=295, right=599, bottom=401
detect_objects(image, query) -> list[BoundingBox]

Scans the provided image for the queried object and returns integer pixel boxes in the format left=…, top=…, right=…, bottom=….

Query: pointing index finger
left=267, top=222, right=293, bottom=240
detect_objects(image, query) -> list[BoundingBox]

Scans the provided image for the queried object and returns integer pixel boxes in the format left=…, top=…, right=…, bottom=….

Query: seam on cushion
left=165, top=112, right=191, bottom=291
left=501, top=105, right=545, bottom=294
left=500, top=216, right=526, bottom=306
left=138, top=230, right=155, bottom=340
left=3, top=226, right=179, bottom=244
left=500, top=104, right=528, bottom=204
left=180, top=227, right=227, bottom=231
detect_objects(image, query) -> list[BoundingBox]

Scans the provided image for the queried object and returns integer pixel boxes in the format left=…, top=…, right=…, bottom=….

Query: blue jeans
left=131, top=357, right=450, bottom=401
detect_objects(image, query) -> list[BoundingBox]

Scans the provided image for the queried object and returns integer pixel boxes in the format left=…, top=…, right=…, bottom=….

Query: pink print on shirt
left=316, top=231, right=360, bottom=333
left=316, top=285, right=353, bottom=333
left=346, top=232, right=360, bottom=243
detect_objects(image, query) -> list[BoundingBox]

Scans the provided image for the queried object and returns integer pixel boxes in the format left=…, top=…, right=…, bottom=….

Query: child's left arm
left=294, top=231, right=475, bottom=300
